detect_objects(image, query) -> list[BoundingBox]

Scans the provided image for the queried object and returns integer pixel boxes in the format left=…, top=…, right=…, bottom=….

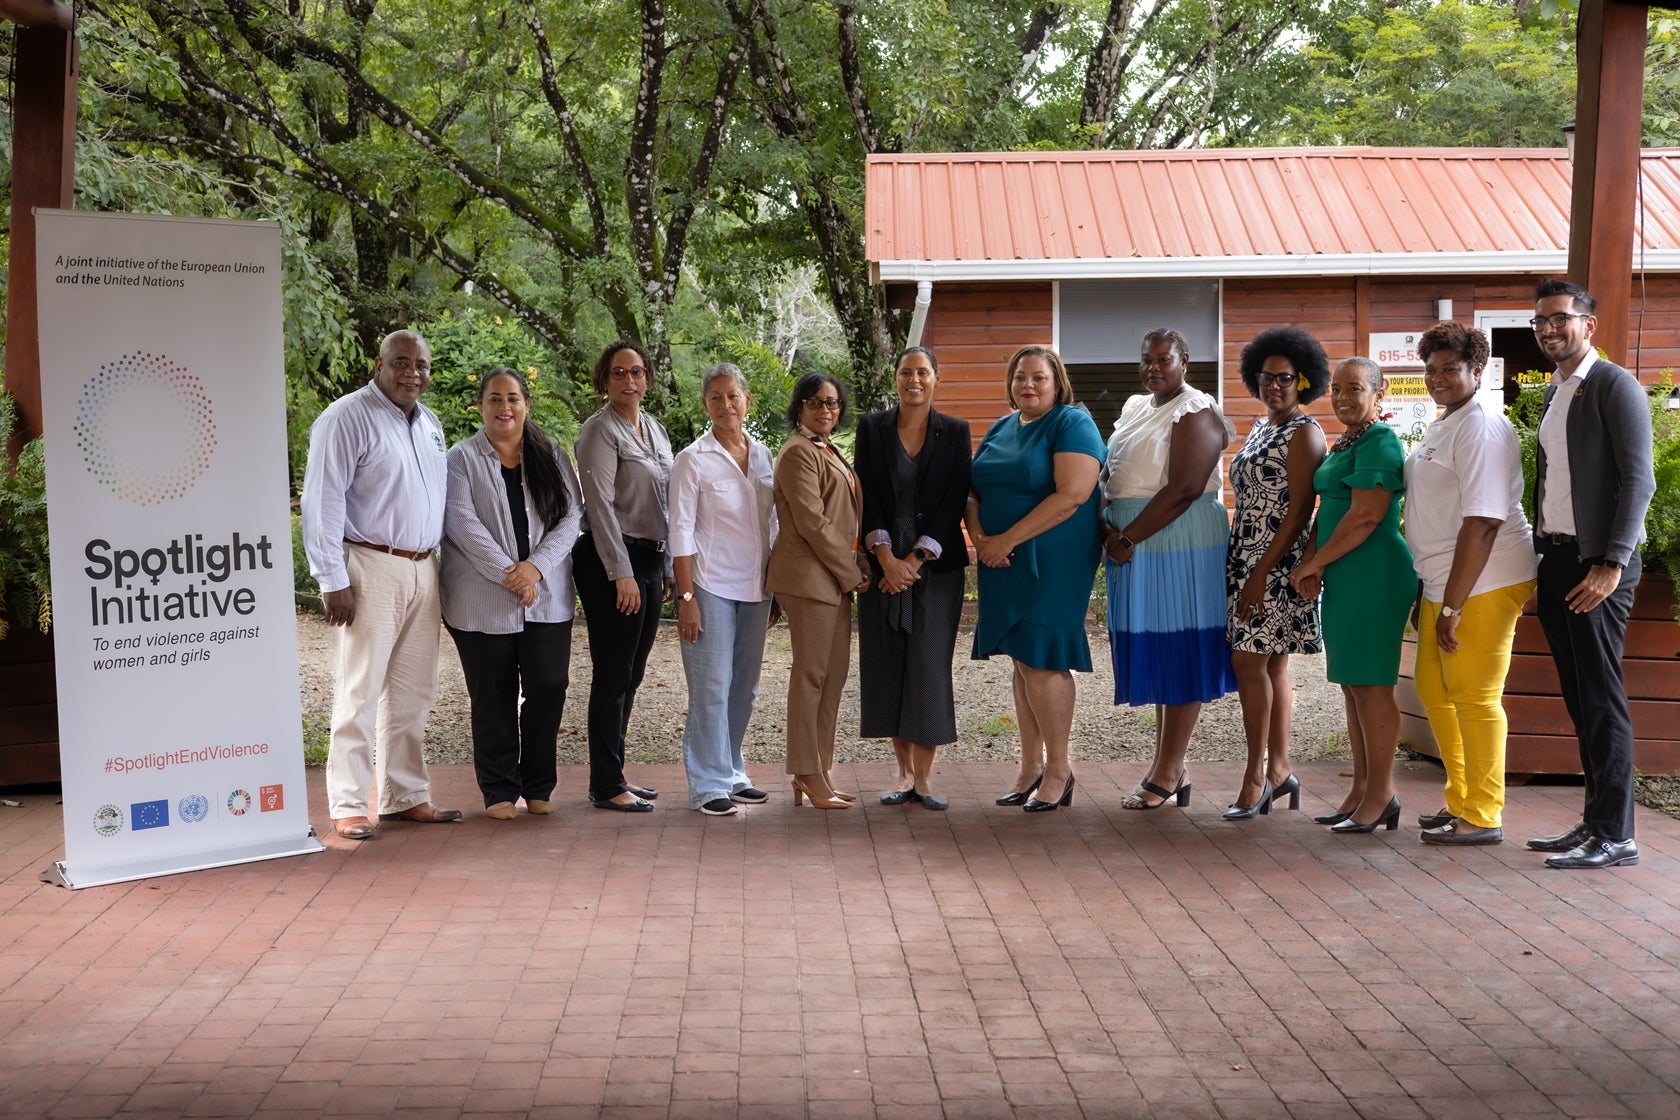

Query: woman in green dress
left=1290, top=355, right=1416, bottom=834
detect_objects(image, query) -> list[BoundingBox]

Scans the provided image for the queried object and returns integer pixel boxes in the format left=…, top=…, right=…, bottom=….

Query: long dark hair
left=480, top=368, right=568, bottom=531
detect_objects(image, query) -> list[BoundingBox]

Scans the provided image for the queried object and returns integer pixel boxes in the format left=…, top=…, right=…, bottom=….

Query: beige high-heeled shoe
left=792, top=775, right=851, bottom=809
left=825, top=772, right=858, bottom=802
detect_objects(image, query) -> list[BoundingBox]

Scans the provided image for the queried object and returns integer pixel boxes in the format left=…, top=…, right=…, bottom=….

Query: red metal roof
left=866, top=147, right=1680, bottom=280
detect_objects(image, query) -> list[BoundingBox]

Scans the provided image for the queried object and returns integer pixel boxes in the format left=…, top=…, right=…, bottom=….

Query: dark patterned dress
left=1226, top=415, right=1323, bottom=655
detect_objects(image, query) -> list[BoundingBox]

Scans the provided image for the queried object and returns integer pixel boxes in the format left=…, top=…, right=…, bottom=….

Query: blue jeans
left=680, top=585, right=772, bottom=807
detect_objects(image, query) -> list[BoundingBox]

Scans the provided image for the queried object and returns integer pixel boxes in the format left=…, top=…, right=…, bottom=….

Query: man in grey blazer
left=1525, top=279, right=1655, bottom=869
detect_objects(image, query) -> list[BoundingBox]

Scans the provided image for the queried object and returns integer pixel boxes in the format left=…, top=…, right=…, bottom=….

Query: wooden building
left=865, top=148, right=1680, bottom=443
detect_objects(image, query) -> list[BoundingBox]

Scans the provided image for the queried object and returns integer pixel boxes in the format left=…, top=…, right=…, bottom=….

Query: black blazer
left=1534, top=358, right=1654, bottom=567
left=854, top=406, right=972, bottom=575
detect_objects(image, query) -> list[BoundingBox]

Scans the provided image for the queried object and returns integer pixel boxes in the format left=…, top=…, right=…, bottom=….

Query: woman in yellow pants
left=1404, top=322, right=1538, bottom=844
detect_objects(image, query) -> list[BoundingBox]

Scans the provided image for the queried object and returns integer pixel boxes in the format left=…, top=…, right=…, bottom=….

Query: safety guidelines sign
left=35, top=210, right=322, bottom=887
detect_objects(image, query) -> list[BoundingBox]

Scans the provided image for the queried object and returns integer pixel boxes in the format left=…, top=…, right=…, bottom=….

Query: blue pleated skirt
left=1105, top=492, right=1238, bottom=706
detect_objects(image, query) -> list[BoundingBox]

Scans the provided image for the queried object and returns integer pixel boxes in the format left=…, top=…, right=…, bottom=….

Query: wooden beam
left=1569, top=0, right=1648, bottom=361
left=3, top=24, right=77, bottom=445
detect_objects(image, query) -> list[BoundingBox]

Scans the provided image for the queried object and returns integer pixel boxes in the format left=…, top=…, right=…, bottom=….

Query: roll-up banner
left=34, top=210, right=323, bottom=888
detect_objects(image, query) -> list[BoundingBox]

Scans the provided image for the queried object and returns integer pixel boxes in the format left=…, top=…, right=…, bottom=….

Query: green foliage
left=1506, top=382, right=1549, bottom=526
left=1273, top=0, right=1579, bottom=147
left=417, top=307, right=579, bottom=448
left=0, top=392, right=51, bottom=638
left=290, top=511, right=314, bottom=600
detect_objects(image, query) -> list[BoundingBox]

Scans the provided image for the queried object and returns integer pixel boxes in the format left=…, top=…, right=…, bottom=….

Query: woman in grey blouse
left=573, top=340, right=675, bottom=812
left=440, top=368, right=583, bottom=819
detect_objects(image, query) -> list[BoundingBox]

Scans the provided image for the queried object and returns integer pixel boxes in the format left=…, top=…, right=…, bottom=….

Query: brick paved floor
left=1, top=760, right=1677, bottom=1119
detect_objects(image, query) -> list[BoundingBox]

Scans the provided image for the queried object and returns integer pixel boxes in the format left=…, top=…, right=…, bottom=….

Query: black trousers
left=446, top=621, right=573, bottom=807
left=573, top=533, right=664, bottom=801
left=1535, top=540, right=1640, bottom=841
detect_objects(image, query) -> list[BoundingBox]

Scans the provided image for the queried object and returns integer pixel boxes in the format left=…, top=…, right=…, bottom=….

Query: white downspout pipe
left=906, top=280, right=933, bottom=348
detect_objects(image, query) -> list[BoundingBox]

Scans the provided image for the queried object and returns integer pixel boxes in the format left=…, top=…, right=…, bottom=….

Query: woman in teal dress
left=966, top=346, right=1105, bottom=813
left=1291, top=356, right=1417, bottom=835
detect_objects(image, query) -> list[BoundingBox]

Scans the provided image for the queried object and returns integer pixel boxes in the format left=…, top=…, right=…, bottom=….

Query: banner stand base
left=41, top=829, right=326, bottom=889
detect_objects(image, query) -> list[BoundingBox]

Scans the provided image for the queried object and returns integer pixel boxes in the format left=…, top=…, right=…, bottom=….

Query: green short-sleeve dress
left=1313, top=424, right=1417, bottom=685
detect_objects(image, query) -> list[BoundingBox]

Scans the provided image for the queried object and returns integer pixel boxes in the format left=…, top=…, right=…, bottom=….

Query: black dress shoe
left=592, top=796, right=654, bottom=813
left=1527, top=821, right=1592, bottom=852
left=628, top=785, right=658, bottom=800
left=1545, top=835, right=1639, bottom=869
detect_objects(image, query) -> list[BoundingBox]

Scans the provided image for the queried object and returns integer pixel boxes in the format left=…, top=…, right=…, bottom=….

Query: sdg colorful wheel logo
left=75, top=351, right=217, bottom=506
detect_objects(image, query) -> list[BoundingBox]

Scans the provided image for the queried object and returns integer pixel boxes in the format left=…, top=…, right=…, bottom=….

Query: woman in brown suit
left=767, top=373, right=870, bottom=809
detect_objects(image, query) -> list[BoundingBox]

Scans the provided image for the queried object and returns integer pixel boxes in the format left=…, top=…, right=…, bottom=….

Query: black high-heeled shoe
left=1223, top=778, right=1274, bottom=821
left=1023, top=773, right=1074, bottom=812
left=1330, top=795, right=1401, bottom=834
left=996, top=769, right=1044, bottom=807
left=1270, top=773, right=1301, bottom=811
left=1312, top=806, right=1354, bottom=825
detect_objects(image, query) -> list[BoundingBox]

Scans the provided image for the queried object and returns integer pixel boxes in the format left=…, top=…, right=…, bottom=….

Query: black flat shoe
left=1024, top=774, right=1074, bottom=812
left=628, top=785, right=658, bottom=800
left=1418, top=807, right=1454, bottom=830
left=1330, top=795, right=1401, bottom=834
left=918, top=793, right=950, bottom=811
left=880, top=788, right=920, bottom=805
left=1270, top=773, right=1301, bottom=811
left=1223, top=778, right=1274, bottom=821
left=1545, top=835, right=1639, bottom=869
left=996, top=770, right=1044, bottom=806
left=1527, top=821, right=1592, bottom=852
left=592, top=797, right=653, bottom=813
left=1421, top=822, right=1503, bottom=845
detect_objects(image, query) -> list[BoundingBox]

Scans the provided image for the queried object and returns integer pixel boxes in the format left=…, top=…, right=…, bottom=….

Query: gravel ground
left=296, top=606, right=1366, bottom=778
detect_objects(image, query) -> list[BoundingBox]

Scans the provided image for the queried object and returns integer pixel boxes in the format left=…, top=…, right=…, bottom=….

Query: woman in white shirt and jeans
left=1405, top=322, right=1538, bottom=846
left=669, top=364, right=777, bottom=816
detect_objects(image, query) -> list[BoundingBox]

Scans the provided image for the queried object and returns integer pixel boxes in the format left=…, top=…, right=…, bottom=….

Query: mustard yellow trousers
left=1413, top=580, right=1536, bottom=830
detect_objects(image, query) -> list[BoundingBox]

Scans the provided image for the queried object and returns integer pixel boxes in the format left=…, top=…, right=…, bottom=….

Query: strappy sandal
left=1121, top=770, right=1191, bottom=811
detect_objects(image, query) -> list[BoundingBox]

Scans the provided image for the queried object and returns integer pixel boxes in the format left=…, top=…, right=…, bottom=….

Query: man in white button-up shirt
left=301, top=330, right=462, bottom=839
left=1525, top=280, right=1655, bottom=870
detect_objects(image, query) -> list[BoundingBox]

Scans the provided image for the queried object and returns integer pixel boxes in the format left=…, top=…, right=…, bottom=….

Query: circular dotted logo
left=178, top=794, right=210, bottom=824
left=226, top=789, right=252, bottom=816
left=93, top=804, right=123, bottom=837
left=75, top=351, right=217, bottom=506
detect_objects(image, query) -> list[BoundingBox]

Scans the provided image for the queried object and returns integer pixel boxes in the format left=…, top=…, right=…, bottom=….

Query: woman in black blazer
left=856, top=346, right=973, bottom=810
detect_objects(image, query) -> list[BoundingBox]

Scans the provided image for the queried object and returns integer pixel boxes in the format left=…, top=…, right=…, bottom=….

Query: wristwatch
left=679, top=591, right=695, bottom=603
left=913, top=547, right=933, bottom=563
left=1114, top=533, right=1135, bottom=552
left=1439, top=604, right=1461, bottom=618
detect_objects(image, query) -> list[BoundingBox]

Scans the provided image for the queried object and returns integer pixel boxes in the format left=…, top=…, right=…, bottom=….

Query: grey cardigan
left=441, top=429, right=584, bottom=633
left=1534, top=358, right=1654, bottom=567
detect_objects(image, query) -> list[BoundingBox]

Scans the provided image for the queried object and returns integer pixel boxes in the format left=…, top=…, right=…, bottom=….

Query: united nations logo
left=226, top=789, right=252, bottom=816
left=178, top=794, right=210, bottom=823
left=93, top=804, right=123, bottom=837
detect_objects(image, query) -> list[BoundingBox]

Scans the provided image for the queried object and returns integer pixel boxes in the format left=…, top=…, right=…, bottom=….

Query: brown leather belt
left=347, top=539, right=434, bottom=561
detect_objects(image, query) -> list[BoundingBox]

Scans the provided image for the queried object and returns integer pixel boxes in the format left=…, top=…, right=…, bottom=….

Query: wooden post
left=1568, top=0, right=1647, bottom=362
left=3, top=23, right=78, bottom=445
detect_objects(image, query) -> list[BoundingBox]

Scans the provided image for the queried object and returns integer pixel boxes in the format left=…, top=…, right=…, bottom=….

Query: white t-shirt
left=1403, top=399, right=1537, bottom=602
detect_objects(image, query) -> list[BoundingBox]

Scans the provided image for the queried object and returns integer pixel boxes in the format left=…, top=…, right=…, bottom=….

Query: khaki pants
left=779, top=592, right=851, bottom=776
left=1414, top=580, right=1535, bottom=830
left=326, top=545, right=441, bottom=819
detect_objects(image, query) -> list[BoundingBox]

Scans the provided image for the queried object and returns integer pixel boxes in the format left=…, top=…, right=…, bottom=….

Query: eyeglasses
left=483, top=394, right=525, bottom=406
left=609, top=365, right=648, bottom=380
left=1529, top=312, right=1588, bottom=332
left=1256, top=372, right=1298, bottom=387
left=803, top=397, right=843, bottom=412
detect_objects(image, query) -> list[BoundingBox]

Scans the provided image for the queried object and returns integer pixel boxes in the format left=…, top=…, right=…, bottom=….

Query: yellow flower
left=526, top=366, right=538, bottom=376
left=493, top=315, right=503, bottom=325
left=466, top=374, right=478, bottom=382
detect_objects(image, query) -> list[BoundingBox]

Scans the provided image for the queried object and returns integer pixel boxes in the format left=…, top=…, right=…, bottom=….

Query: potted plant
left=1397, top=372, right=1680, bottom=775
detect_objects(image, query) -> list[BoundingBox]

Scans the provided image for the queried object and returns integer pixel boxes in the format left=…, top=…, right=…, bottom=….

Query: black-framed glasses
left=1529, top=312, right=1588, bottom=332
left=803, top=397, right=843, bottom=412
left=609, top=365, right=648, bottom=380
left=1256, top=372, right=1297, bottom=387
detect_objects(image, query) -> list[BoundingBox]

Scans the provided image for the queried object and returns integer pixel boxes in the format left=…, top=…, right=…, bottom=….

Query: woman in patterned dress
left=1223, top=328, right=1329, bottom=820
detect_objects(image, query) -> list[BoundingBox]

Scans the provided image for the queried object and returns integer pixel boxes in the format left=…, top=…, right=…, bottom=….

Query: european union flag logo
left=132, top=799, right=169, bottom=830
